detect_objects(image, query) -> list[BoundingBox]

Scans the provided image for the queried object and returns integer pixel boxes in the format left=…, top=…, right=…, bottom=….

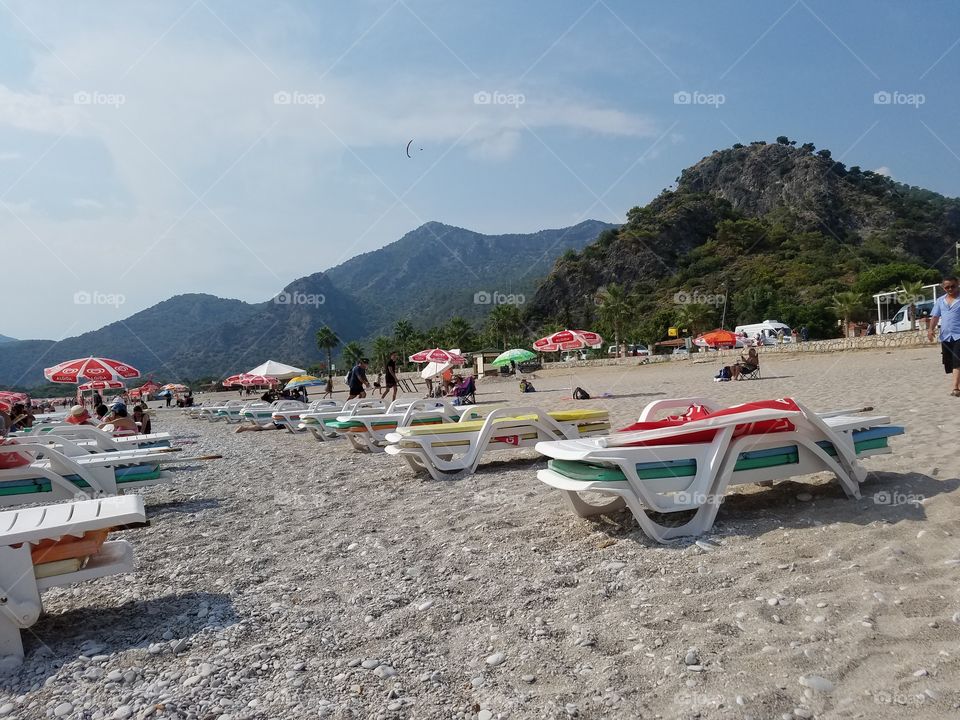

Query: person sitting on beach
left=133, top=404, right=152, bottom=434
left=65, top=404, right=94, bottom=425
left=99, top=402, right=139, bottom=434
left=730, top=347, right=760, bottom=380
left=9, top=403, right=34, bottom=430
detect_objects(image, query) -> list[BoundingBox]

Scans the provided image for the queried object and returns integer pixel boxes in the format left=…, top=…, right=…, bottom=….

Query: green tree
left=830, top=291, right=864, bottom=337
left=315, top=326, right=340, bottom=378
left=676, top=303, right=716, bottom=335
left=899, top=279, right=927, bottom=331
left=485, top=304, right=524, bottom=350
left=595, top=284, right=633, bottom=357
left=371, top=336, right=393, bottom=370
left=393, top=319, right=416, bottom=370
left=444, top=317, right=476, bottom=351
left=341, top=341, right=365, bottom=367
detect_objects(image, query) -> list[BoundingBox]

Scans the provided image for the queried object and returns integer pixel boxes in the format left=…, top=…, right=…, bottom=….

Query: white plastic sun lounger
left=13, top=424, right=172, bottom=450
left=535, top=397, right=904, bottom=542
left=326, top=399, right=476, bottom=453
left=205, top=400, right=257, bottom=423
left=236, top=400, right=308, bottom=429
left=0, top=440, right=179, bottom=507
left=384, top=406, right=611, bottom=480
left=270, top=400, right=339, bottom=433
left=297, top=399, right=394, bottom=441
left=0, top=495, right=146, bottom=666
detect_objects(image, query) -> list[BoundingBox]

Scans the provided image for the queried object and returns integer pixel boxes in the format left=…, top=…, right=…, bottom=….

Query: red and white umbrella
left=532, top=329, right=603, bottom=353
left=160, top=383, right=189, bottom=392
left=223, top=373, right=278, bottom=387
left=44, top=357, right=141, bottom=384
left=78, top=380, right=125, bottom=391
left=408, top=348, right=466, bottom=365
left=0, top=391, right=29, bottom=413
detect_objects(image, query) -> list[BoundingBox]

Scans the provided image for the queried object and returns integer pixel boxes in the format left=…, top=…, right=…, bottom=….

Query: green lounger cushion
left=0, top=464, right=162, bottom=497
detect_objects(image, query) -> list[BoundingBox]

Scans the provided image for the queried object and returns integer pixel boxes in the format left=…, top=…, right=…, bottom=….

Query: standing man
left=927, top=276, right=960, bottom=396
left=381, top=351, right=399, bottom=402
left=348, top=358, right=371, bottom=400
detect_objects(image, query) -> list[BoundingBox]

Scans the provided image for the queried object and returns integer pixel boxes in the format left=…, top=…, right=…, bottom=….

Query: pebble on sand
left=798, top=674, right=834, bottom=693
left=485, top=652, right=506, bottom=667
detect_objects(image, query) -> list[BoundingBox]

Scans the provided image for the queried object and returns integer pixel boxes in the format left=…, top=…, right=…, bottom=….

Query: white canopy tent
left=246, top=360, right=306, bottom=380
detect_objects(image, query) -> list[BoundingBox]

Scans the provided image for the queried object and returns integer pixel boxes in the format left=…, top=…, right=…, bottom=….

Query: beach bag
left=715, top=366, right=732, bottom=381
left=345, top=368, right=354, bottom=387
left=572, top=387, right=590, bottom=400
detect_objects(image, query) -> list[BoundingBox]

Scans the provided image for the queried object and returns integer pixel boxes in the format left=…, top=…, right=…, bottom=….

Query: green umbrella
left=491, top=348, right=537, bottom=367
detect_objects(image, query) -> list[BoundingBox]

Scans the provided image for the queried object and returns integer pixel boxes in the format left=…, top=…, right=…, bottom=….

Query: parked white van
left=734, top=320, right=794, bottom=346
left=880, top=300, right=934, bottom=333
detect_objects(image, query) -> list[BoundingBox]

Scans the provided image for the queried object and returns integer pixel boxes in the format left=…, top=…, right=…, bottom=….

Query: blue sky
left=2, top=0, right=959, bottom=339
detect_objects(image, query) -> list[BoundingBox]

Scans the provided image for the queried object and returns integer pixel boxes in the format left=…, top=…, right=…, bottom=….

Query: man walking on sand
left=347, top=358, right=370, bottom=400
left=927, top=276, right=960, bottom=396
left=381, top=351, right=399, bottom=402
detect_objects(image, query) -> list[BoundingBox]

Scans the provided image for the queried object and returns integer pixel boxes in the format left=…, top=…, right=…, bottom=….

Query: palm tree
left=445, top=317, right=476, bottom=350
left=899, top=279, right=926, bottom=331
left=485, top=304, right=523, bottom=350
left=830, top=291, right=864, bottom=337
left=676, top=303, right=715, bottom=336
left=394, top=319, right=415, bottom=370
left=371, top=336, right=393, bottom=371
left=596, top=284, right=633, bottom=357
left=341, top=341, right=365, bottom=368
left=315, top=326, right=340, bottom=379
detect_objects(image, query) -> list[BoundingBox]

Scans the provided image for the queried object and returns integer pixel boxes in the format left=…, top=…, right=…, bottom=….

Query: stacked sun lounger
left=535, top=397, right=904, bottom=542
left=326, top=399, right=477, bottom=453
left=384, top=406, right=610, bottom=480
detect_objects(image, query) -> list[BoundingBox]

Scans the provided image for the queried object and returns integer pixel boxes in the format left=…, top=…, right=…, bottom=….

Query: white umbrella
left=245, top=360, right=306, bottom=380
left=418, top=349, right=462, bottom=380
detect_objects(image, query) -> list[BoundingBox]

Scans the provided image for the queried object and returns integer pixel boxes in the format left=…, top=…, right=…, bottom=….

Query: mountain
left=324, top=220, right=617, bottom=334
left=527, top=139, right=960, bottom=339
left=0, top=220, right=612, bottom=387
left=0, top=335, right=15, bottom=343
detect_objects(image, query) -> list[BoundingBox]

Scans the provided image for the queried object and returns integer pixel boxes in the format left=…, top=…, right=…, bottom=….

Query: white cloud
left=874, top=166, right=891, bottom=176
left=0, top=151, right=22, bottom=161
left=0, top=85, right=81, bottom=136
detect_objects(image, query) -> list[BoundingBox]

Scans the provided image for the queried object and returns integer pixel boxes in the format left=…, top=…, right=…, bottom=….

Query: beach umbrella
left=156, top=389, right=172, bottom=398
left=245, top=360, right=306, bottom=380
left=160, top=383, right=189, bottom=392
left=532, top=329, right=603, bottom=353
left=44, top=357, right=141, bottom=384
left=694, top=329, right=739, bottom=349
left=77, top=380, right=125, bottom=391
left=409, top=348, right=466, bottom=365
left=490, top=348, right=537, bottom=367
left=284, top=375, right=326, bottom=389
left=0, top=391, right=28, bottom=413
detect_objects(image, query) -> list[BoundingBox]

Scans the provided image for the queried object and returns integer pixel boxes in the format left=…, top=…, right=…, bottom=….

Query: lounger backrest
left=0, top=439, right=31, bottom=469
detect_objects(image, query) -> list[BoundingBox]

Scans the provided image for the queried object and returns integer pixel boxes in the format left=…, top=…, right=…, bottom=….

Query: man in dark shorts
left=381, top=351, right=399, bottom=401
left=928, top=276, right=960, bottom=396
left=348, top=358, right=371, bottom=400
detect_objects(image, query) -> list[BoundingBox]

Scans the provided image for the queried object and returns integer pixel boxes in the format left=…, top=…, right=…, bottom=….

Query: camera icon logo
left=473, top=290, right=491, bottom=304
left=473, top=91, right=492, bottom=105
left=275, top=292, right=292, bottom=305
left=673, top=91, right=692, bottom=105
left=273, top=91, right=292, bottom=105
left=73, top=290, right=92, bottom=304
left=873, top=91, right=892, bottom=105
left=73, top=91, right=92, bottom=105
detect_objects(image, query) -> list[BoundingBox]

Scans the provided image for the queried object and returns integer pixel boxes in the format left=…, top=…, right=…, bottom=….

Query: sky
left=2, top=0, right=959, bottom=340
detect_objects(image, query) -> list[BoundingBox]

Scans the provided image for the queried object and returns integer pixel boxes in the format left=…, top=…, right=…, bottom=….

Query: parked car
left=607, top=344, right=651, bottom=357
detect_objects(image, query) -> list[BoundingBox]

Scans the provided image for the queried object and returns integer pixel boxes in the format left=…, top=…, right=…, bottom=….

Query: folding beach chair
left=535, top=397, right=903, bottom=543
left=384, top=406, right=609, bottom=480
left=0, top=495, right=146, bottom=666
left=326, top=399, right=474, bottom=453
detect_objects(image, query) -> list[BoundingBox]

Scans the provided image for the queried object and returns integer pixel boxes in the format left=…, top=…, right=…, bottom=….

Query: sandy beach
left=2, top=346, right=958, bottom=720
